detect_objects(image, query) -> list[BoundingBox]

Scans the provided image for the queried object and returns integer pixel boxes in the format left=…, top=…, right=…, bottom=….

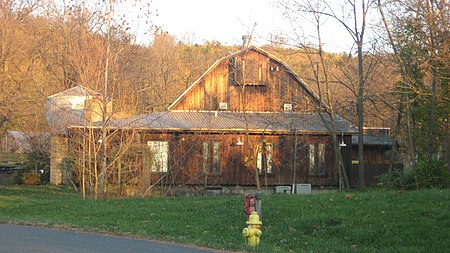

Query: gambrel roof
left=63, top=46, right=357, bottom=135
left=168, top=46, right=330, bottom=111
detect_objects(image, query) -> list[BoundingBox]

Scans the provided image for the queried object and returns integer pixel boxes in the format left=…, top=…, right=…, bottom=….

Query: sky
left=119, top=0, right=355, bottom=52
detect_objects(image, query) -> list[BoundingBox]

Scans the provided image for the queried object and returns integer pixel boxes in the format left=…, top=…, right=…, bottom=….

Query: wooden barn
left=51, top=44, right=357, bottom=196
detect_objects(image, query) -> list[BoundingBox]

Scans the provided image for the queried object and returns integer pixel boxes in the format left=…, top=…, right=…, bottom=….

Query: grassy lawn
left=0, top=186, right=449, bottom=252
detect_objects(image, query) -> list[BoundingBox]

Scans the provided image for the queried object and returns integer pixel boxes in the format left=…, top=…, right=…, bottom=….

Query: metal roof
left=94, top=111, right=356, bottom=134
left=47, top=108, right=90, bottom=134
left=352, top=135, right=394, bottom=146
left=47, top=85, right=102, bottom=99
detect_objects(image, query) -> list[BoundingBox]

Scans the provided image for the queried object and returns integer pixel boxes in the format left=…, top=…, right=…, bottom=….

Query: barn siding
left=66, top=127, right=351, bottom=193
left=124, top=131, right=342, bottom=187
left=171, top=49, right=320, bottom=113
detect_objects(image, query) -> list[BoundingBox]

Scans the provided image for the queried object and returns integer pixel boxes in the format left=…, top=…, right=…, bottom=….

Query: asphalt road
left=0, top=224, right=223, bottom=253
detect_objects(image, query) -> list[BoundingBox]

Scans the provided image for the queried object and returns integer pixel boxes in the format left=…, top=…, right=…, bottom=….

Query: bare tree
left=281, top=0, right=350, bottom=190
left=281, top=0, right=377, bottom=188
left=137, top=34, right=182, bottom=112
left=0, top=0, right=48, bottom=133
left=47, top=0, right=155, bottom=198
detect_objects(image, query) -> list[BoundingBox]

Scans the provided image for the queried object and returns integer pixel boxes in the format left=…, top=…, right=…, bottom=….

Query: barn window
left=256, top=142, right=273, bottom=174
left=309, top=144, right=315, bottom=175
left=147, top=141, right=169, bottom=172
left=203, top=141, right=220, bottom=174
left=318, top=144, right=325, bottom=175
left=309, top=143, right=326, bottom=176
left=235, top=59, right=263, bottom=85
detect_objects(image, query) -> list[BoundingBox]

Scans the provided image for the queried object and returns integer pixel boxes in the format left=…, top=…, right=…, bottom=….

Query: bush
left=378, top=159, right=449, bottom=190
left=11, top=169, right=25, bottom=185
left=414, top=160, right=449, bottom=188
left=22, top=133, right=50, bottom=184
left=378, top=169, right=415, bottom=190
left=11, top=166, right=48, bottom=185
left=22, top=170, right=41, bottom=185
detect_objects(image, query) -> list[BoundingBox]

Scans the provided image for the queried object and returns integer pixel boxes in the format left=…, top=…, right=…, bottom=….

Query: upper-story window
left=235, top=59, right=264, bottom=85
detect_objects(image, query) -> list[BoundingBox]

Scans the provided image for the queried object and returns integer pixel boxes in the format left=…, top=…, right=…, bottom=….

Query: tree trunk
left=357, top=41, right=365, bottom=189
left=389, top=105, right=402, bottom=172
left=427, top=0, right=438, bottom=163
left=291, top=133, right=298, bottom=193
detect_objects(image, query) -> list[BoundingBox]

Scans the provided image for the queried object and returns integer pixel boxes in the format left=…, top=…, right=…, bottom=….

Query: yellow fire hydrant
left=242, top=211, right=262, bottom=246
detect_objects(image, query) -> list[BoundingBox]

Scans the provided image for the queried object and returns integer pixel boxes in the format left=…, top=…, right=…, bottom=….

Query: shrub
left=378, top=169, right=415, bottom=190
left=11, top=169, right=25, bottom=185
left=414, top=159, right=449, bottom=188
left=378, top=159, right=449, bottom=190
left=22, top=170, right=41, bottom=185
left=23, top=133, right=50, bottom=184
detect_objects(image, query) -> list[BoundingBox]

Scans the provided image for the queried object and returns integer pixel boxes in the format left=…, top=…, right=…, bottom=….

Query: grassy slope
left=0, top=186, right=448, bottom=253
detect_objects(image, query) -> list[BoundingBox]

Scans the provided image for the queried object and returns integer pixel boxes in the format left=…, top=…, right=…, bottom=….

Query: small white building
left=46, top=85, right=111, bottom=184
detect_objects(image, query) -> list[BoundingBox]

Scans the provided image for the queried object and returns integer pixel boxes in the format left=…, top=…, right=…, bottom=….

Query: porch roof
left=352, top=135, right=395, bottom=146
left=95, top=111, right=356, bottom=134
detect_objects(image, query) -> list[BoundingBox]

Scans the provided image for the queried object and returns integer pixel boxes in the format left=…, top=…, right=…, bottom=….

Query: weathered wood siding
left=67, top=128, right=354, bottom=192
left=349, top=144, right=402, bottom=187
left=171, top=49, right=319, bottom=112
left=351, top=145, right=390, bottom=165
left=131, top=131, right=343, bottom=187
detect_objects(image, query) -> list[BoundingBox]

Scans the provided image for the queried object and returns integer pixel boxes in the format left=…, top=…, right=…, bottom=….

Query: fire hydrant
left=243, top=193, right=256, bottom=220
left=242, top=211, right=262, bottom=246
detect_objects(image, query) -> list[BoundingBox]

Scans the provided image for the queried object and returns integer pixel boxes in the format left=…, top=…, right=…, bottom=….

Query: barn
left=49, top=44, right=357, bottom=196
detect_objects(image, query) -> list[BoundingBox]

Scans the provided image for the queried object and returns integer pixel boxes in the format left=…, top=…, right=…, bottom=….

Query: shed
left=46, top=85, right=111, bottom=134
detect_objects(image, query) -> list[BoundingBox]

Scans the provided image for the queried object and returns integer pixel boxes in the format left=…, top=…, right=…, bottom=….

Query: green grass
left=0, top=186, right=449, bottom=252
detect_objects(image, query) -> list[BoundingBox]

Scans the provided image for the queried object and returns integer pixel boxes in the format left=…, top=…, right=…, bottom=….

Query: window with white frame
left=256, top=142, right=273, bottom=174
left=202, top=141, right=220, bottom=174
left=318, top=143, right=326, bottom=176
left=309, top=143, right=326, bottom=176
left=309, top=144, right=315, bottom=175
left=147, top=141, right=169, bottom=172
